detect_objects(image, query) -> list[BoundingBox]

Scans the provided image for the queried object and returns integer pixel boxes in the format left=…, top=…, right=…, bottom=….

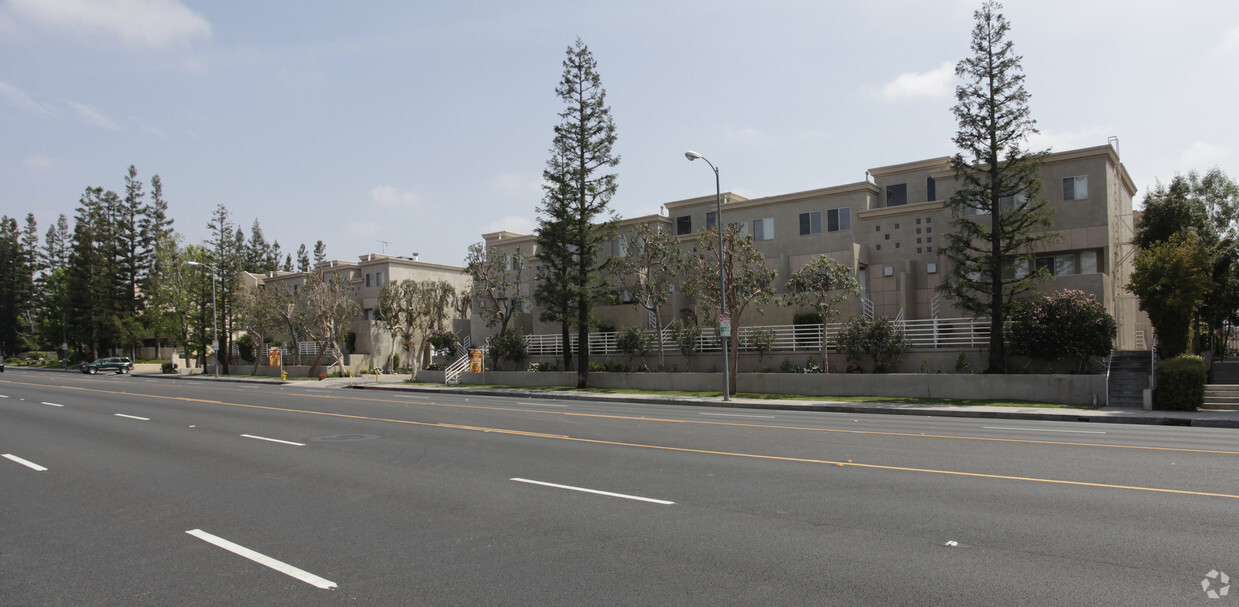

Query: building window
left=376, top=271, right=384, bottom=286
left=1080, top=250, right=1098, bottom=274
left=927, top=177, right=937, bottom=202
left=875, top=225, right=881, bottom=232
left=706, top=211, right=717, bottom=230
left=916, top=228, right=922, bottom=234
left=827, top=208, right=850, bottom=232
left=365, top=273, right=371, bottom=287
left=610, top=238, right=627, bottom=257
left=926, top=227, right=932, bottom=233
left=1063, top=175, right=1088, bottom=200
left=884, top=233, right=890, bottom=241
left=927, top=246, right=933, bottom=252
left=925, top=217, right=931, bottom=224
left=917, top=247, right=923, bottom=254
left=676, top=216, right=692, bottom=235
left=753, top=218, right=774, bottom=241
left=1035, top=254, right=1079, bottom=276
left=876, top=244, right=882, bottom=250
left=916, top=238, right=922, bottom=244
left=894, top=223, right=900, bottom=230
left=886, top=183, right=907, bottom=207
left=895, top=242, right=901, bottom=249
left=799, top=211, right=822, bottom=235
left=926, top=236, right=932, bottom=243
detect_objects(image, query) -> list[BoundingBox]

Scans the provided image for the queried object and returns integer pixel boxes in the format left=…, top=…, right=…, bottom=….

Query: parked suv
left=80, top=357, right=134, bottom=375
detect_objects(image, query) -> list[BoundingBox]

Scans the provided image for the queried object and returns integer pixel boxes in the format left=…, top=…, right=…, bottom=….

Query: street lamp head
left=685, top=150, right=703, bottom=161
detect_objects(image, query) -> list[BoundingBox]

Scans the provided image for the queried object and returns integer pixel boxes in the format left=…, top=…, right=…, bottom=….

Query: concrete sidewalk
left=41, top=366, right=1236, bottom=429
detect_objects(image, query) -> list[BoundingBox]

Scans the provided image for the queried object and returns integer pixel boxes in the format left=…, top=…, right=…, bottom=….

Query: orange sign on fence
left=469, top=349, right=483, bottom=373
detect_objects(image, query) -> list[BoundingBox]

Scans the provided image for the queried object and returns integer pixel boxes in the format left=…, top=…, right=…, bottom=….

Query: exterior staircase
left=1107, top=350, right=1152, bottom=408
left=1205, top=360, right=1239, bottom=410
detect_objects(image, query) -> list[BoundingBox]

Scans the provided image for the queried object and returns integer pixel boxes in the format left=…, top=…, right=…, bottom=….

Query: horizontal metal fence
left=523, top=317, right=991, bottom=357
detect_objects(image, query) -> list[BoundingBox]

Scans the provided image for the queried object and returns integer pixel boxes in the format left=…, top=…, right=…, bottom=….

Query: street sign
left=719, top=314, right=731, bottom=337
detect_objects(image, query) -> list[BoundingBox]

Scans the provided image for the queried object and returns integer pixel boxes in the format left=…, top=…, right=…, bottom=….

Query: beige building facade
left=481, top=143, right=1148, bottom=352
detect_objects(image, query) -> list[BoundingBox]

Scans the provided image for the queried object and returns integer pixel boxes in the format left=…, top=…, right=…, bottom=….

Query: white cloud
left=0, top=81, right=58, bottom=120
left=132, top=116, right=166, bottom=137
left=8, top=0, right=210, bottom=48
left=22, top=154, right=58, bottom=170
left=480, top=215, right=536, bottom=236
left=370, top=185, right=420, bottom=209
left=881, top=61, right=955, bottom=101
left=1180, top=141, right=1228, bottom=169
left=64, top=99, right=122, bottom=130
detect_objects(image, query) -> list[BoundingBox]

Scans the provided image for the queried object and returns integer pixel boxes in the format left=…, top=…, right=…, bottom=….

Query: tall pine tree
left=538, top=38, right=620, bottom=388
left=938, top=1, right=1053, bottom=373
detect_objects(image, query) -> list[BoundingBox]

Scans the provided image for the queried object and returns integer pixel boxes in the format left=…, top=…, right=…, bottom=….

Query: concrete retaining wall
left=450, top=370, right=1106, bottom=406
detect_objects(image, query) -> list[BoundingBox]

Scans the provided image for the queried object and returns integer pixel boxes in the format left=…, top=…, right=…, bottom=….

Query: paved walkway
left=127, top=371, right=1239, bottom=429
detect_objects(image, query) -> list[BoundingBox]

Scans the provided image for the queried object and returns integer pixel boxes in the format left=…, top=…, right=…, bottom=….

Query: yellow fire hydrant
left=280, top=370, right=287, bottom=381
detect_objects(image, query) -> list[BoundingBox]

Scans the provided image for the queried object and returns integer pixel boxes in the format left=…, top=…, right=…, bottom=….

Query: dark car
left=0, top=359, right=5, bottom=372
left=80, top=357, right=134, bottom=375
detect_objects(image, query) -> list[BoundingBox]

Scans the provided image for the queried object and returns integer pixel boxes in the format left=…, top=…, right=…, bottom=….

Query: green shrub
left=607, top=360, right=628, bottom=372
left=954, top=351, right=975, bottom=373
left=1007, top=289, right=1117, bottom=370
left=588, top=361, right=607, bottom=372
left=616, top=326, right=649, bottom=364
left=161, top=361, right=176, bottom=374
left=1155, top=355, right=1206, bottom=411
left=427, top=329, right=458, bottom=352
left=486, top=328, right=527, bottom=370
left=595, top=321, right=617, bottom=333
left=667, top=320, right=701, bottom=363
left=237, top=333, right=256, bottom=363
left=834, top=315, right=908, bottom=364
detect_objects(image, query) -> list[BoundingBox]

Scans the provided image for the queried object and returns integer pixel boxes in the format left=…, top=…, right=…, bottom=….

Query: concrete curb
left=345, top=384, right=1239, bottom=429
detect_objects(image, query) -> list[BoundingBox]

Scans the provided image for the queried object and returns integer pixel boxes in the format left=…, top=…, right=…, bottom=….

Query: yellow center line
left=5, top=378, right=1239, bottom=456
left=4, top=378, right=1239, bottom=500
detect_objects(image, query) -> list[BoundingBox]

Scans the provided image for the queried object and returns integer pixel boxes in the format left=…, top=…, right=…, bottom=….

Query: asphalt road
left=3, top=368, right=1238, bottom=605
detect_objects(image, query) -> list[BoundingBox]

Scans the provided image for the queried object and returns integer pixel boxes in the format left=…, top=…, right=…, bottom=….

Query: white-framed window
left=753, top=218, right=774, bottom=241
left=799, top=211, right=822, bottom=235
left=963, top=192, right=1027, bottom=216
left=827, top=207, right=851, bottom=232
left=1063, top=175, right=1088, bottom=200
left=610, top=238, right=627, bottom=257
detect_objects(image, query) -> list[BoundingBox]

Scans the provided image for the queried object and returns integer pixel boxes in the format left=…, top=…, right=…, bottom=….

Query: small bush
left=835, top=315, right=909, bottom=365
left=161, top=361, right=176, bottom=374
left=792, top=311, right=823, bottom=325
left=487, top=328, right=527, bottom=370
left=616, top=326, right=649, bottom=364
left=588, top=361, right=607, bottom=372
left=1155, top=355, right=1206, bottom=411
left=845, top=363, right=862, bottom=374
left=954, top=351, right=975, bottom=374
left=874, top=361, right=891, bottom=373
left=607, top=361, right=628, bottom=372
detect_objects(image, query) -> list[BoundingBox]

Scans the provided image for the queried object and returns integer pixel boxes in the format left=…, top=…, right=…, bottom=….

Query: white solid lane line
left=114, top=413, right=150, bottom=421
left=510, top=478, right=675, bottom=505
left=516, top=402, right=569, bottom=408
left=982, top=426, right=1106, bottom=434
left=240, top=434, right=306, bottom=446
left=40, top=401, right=64, bottom=407
left=0, top=394, right=8, bottom=398
left=699, top=412, right=776, bottom=419
left=3, top=454, right=48, bottom=472
left=185, top=529, right=337, bottom=590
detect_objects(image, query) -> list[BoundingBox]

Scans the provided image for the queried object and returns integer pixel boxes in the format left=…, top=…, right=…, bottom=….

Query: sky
left=2, top=0, right=1237, bottom=268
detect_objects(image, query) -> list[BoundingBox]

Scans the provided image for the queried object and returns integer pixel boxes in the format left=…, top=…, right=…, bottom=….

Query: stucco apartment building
left=480, top=143, right=1148, bottom=352
left=246, top=253, right=471, bottom=369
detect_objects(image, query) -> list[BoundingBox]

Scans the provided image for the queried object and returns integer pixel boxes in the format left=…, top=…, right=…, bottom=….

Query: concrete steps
left=1203, top=386, right=1239, bottom=410
left=1107, top=351, right=1151, bottom=407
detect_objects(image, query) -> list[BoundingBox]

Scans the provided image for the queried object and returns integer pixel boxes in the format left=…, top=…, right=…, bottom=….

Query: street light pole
left=186, top=261, right=219, bottom=379
left=684, top=150, right=730, bottom=401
